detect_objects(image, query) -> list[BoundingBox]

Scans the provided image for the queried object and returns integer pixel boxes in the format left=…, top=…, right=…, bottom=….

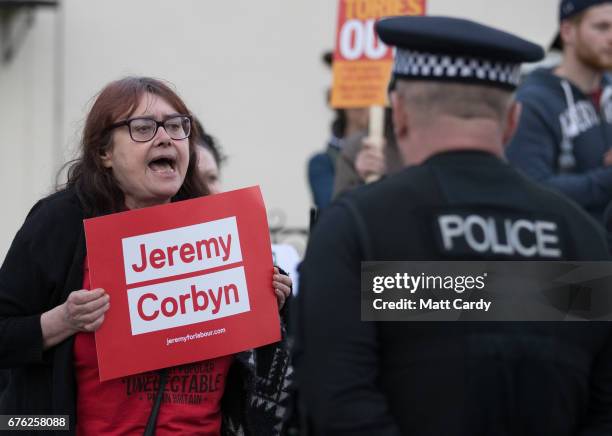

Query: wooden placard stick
left=366, top=105, right=385, bottom=183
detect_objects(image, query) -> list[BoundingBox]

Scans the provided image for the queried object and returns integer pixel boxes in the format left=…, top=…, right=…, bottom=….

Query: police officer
left=296, top=16, right=612, bottom=435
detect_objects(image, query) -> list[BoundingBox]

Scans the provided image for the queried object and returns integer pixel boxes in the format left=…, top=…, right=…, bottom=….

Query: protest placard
left=331, top=0, right=426, bottom=108
left=84, top=186, right=279, bottom=381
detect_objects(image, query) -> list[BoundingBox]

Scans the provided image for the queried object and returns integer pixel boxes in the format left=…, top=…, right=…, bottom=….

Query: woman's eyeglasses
left=107, top=115, right=192, bottom=142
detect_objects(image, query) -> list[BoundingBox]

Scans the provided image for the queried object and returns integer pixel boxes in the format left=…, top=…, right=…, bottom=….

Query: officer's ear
left=390, top=91, right=409, bottom=141
left=502, top=101, right=522, bottom=145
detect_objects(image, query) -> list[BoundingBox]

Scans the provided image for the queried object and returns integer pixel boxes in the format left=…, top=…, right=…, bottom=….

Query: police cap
left=376, top=16, right=544, bottom=91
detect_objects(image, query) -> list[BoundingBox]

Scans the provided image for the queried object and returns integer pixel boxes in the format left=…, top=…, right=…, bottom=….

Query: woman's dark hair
left=325, top=88, right=348, bottom=139
left=191, top=117, right=225, bottom=167
left=63, top=76, right=208, bottom=217
left=331, top=108, right=347, bottom=139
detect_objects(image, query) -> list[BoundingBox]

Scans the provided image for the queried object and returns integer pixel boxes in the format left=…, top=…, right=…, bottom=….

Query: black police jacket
left=297, top=151, right=612, bottom=436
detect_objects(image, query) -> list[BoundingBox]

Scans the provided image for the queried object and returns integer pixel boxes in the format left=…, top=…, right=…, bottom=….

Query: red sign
left=331, top=0, right=426, bottom=108
left=84, top=186, right=279, bottom=381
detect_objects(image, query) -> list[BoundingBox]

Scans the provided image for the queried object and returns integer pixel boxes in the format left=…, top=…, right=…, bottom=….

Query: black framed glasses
left=107, top=115, right=192, bottom=142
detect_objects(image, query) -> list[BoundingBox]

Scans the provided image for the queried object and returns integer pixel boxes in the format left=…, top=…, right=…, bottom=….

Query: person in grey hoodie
left=506, top=0, right=612, bottom=225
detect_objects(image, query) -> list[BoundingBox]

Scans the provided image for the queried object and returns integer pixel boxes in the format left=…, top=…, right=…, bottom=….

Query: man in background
left=507, top=0, right=612, bottom=227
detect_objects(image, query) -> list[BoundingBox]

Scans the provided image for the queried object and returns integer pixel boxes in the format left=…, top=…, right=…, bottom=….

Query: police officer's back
left=297, top=16, right=612, bottom=436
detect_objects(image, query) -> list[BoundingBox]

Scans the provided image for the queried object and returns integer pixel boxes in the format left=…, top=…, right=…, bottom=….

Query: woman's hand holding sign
left=273, top=267, right=292, bottom=310
left=41, top=289, right=110, bottom=350
left=64, top=288, right=110, bottom=332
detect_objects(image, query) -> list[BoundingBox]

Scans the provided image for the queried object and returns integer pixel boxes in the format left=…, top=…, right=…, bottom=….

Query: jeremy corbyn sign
left=84, top=186, right=279, bottom=381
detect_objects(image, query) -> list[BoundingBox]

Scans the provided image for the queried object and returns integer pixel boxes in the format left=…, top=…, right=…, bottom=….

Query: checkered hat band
left=393, top=49, right=522, bottom=88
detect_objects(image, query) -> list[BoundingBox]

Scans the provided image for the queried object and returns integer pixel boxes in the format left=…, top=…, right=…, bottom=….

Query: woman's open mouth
left=148, top=157, right=176, bottom=174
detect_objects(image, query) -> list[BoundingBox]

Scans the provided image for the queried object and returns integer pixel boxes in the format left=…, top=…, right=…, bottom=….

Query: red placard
left=331, top=0, right=426, bottom=108
left=84, top=186, right=279, bottom=381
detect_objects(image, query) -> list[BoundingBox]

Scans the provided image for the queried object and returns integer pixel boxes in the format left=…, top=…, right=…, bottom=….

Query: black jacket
left=0, top=188, right=292, bottom=435
left=297, top=151, right=612, bottom=436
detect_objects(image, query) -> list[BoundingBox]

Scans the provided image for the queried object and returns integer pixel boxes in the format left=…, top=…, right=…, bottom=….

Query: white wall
left=428, top=0, right=558, bottom=44
left=0, top=0, right=559, bottom=260
left=0, top=7, right=57, bottom=259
